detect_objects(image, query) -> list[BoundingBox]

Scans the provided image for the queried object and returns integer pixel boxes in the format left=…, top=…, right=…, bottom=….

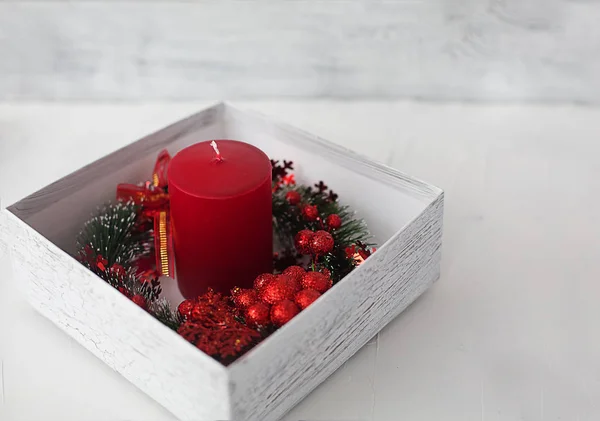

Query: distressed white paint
left=1, top=1, right=600, bottom=103
left=0, top=103, right=443, bottom=420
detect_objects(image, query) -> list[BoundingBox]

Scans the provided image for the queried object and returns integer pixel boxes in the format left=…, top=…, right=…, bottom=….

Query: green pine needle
left=76, top=201, right=151, bottom=267
left=149, top=298, right=183, bottom=331
left=272, top=184, right=373, bottom=282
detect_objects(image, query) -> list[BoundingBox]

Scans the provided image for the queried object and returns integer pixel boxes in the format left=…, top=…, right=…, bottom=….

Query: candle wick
left=210, top=140, right=223, bottom=162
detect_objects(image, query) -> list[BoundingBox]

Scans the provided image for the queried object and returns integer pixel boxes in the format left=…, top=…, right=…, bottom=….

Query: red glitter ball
left=301, top=204, right=319, bottom=221
left=294, top=289, right=321, bottom=310
left=259, top=276, right=296, bottom=304
left=245, top=302, right=271, bottom=328
left=285, top=190, right=302, bottom=205
left=326, top=214, right=342, bottom=229
left=283, top=265, right=306, bottom=284
left=310, top=230, right=335, bottom=255
left=254, top=273, right=277, bottom=291
left=294, top=229, right=314, bottom=255
left=131, top=294, right=147, bottom=310
left=177, top=299, right=196, bottom=320
left=320, top=267, right=332, bottom=279
left=279, top=273, right=301, bottom=294
left=301, top=271, right=333, bottom=293
left=270, top=300, right=300, bottom=327
left=232, top=288, right=259, bottom=309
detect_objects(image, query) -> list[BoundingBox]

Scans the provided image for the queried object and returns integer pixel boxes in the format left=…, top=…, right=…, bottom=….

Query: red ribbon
left=117, top=150, right=174, bottom=278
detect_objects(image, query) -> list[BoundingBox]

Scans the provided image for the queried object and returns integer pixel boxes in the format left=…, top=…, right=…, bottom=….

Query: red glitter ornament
left=190, top=289, right=232, bottom=322
left=320, top=267, right=331, bottom=279
left=310, top=230, right=335, bottom=255
left=295, top=229, right=314, bottom=255
left=254, top=273, right=277, bottom=291
left=177, top=299, right=196, bottom=320
left=301, top=204, right=319, bottom=221
left=232, top=288, right=259, bottom=309
left=280, top=273, right=302, bottom=294
left=131, top=294, right=147, bottom=310
left=178, top=319, right=261, bottom=363
left=294, top=289, right=321, bottom=310
left=326, top=214, right=342, bottom=230
left=245, top=302, right=271, bottom=328
left=258, top=276, right=296, bottom=304
left=270, top=300, right=300, bottom=327
left=178, top=289, right=261, bottom=363
left=301, top=271, right=332, bottom=293
left=285, top=190, right=302, bottom=205
left=283, top=265, right=306, bottom=284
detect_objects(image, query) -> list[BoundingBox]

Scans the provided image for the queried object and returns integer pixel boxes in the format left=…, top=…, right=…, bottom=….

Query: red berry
left=294, top=229, right=314, bottom=255
left=117, top=286, right=131, bottom=298
left=310, top=230, right=335, bottom=255
left=232, top=288, right=259, bottom=309
left=326, top=214, right=342, bottom=229
left=280, top=273, right=302, bottom=293
left=285, top=190, right=302, bottom=205
left=131, top=294, right=147, bottom=310
left=254, top=273, right=277, bottom=291
left=282, top=265, right=306, bottom=284
left=177, top=299, right=196, bottom=320
left=301, top=271, right=333, bottom=293
left=245, top=302, right=271, bottom=328
left=270, top=300, right=300, bottom=327
left=259, top=276, right=296, bottom=304
left=301, top=204, right=319, bottom=221
left=294, top=289, right=321, bottom=310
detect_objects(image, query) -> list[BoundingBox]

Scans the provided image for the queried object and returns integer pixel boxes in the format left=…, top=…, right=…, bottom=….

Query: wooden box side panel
left=229, top=193, right=444, bottom=421
left=0, top=210, right=231, bottom=421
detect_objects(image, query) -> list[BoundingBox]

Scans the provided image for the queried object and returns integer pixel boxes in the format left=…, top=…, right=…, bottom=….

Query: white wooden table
left=1, top=101, right=600, bottom=421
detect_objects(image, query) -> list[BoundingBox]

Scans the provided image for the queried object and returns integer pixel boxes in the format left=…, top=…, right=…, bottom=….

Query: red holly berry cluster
left=78, top=246, right=161, bottom=312
left=231, top=266, right=333, bottom=329
left=295, top=229, right=335, bottom=256
left=283, top=186, right=343, bottom=257
left=177, top=289, right=261, bottom=362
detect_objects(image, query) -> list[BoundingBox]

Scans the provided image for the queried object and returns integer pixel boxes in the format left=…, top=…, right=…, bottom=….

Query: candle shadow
left=159, top=275, right=185, bottom=307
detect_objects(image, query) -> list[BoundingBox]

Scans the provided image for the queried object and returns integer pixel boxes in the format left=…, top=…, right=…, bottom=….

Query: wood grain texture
left=0, top=209, right=232, bottom=420
left=229, top=194, right=443, bottom=421
left=1, top=1, right=599, bottom=103
left=1, top=103, right=444, bottom=420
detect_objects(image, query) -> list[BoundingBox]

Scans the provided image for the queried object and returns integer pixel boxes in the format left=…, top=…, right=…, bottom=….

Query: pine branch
left=76, top=201, right=151, bottom=267
left=149, top=298, right=183, bottom=331
left=272, top=183, right=373, bottom=282
left=76, top=201, right=161, bottom=304
left=274, top=185, right=372, bottom=247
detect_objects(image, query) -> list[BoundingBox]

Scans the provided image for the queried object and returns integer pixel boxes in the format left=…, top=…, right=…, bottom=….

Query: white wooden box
left=0, top=103, right=443, bottom=421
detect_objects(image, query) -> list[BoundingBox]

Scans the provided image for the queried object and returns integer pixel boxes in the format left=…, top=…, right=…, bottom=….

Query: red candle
left=168, top=140, right=272, bottom=298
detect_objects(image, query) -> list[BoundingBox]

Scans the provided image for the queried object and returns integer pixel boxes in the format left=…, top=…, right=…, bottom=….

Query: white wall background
left=1, top=0, right=600, bottom=103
